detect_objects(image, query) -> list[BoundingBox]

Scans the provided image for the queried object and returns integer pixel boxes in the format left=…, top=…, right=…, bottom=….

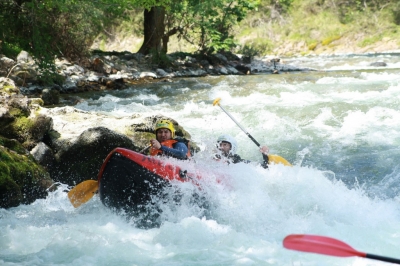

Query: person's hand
left=150, top=139, right=161, bottom=150
left=259, top=145, right=269, bottom=155
left=213, top=153, right=222, bottom=160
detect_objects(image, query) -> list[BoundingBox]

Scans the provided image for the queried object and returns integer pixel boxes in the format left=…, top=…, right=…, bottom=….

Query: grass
left=92, top=0, right=400, bottom=56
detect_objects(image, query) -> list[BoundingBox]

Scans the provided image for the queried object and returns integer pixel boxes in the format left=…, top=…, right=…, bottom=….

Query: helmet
left=155, top=120, right=175, bottom=138
left=217, top=134, right=238, bottom=154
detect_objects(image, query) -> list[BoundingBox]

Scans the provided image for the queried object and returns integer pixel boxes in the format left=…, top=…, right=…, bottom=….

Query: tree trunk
left=138, top=6, right=165, bottom=55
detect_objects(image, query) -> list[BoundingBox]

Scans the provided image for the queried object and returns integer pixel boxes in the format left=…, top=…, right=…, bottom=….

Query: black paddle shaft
left=218, top=104, right=261, bottom=148
left=366, top=253, right=400, bottom=264
left=246, top=133, right=261, bottom=147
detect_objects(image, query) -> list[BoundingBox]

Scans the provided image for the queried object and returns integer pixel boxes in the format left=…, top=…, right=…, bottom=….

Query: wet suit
left=159, top=141, right=188, bottom=159
left=215, top=153, right=269, bottom=169
left=150, top=137, right=190, bottom=160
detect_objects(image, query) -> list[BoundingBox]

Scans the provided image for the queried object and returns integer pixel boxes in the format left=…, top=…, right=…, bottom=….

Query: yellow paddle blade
left=268, top=154, right=292, bottom=166
left=213, top=98, right=221, bottom=106
left=67, top=180, right=99, bottom=208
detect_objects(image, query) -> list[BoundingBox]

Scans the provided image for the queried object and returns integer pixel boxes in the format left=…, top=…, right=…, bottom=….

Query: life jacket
left=150, top=137, right=191, bottom=158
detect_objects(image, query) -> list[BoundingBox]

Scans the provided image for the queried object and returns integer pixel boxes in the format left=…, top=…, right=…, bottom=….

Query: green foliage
left=358, top=35, right=382, bottom=47
left=307, top=41, right=317, bottom=50
left=1, top=0, right=400, bottom=76
left=1, top=42, right=21, bottom=58
left=0, top=0, right=155, bottom=83
left=0, top=145, right=50, bottom=208
left=165, top=0, right=260, bottom=54
left=36, top=61, right=65, bottom=85
left=393, top=2, right=400, bottom=25
left=275, top=0, right=295, bottom=13
left=237, top=39, right=273, bottom=58
left=321, top=35, right=341, bottom=46
left=0, top=136, right=26, bottom=155
left=149, top=49, right=172, bottom=68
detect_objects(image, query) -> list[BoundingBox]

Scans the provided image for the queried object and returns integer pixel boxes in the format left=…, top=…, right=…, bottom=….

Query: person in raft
left=149, top=119, right=191, bottom=160
left=214, top=134, right=270, bottom=169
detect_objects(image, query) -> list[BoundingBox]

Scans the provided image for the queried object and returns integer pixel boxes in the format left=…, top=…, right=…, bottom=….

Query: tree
left=0, top=0, right=124, bottom=83
left=159, top=0, right=260, bottom=54
left=138, top=6, right=166, bottom=54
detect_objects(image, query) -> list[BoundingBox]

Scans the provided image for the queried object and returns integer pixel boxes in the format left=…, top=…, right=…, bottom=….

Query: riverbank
left=0, top=50, right=318, bottom=106
left=92, top=3, right=400, bottom=58
left=93, top=33, right=400, bottom=58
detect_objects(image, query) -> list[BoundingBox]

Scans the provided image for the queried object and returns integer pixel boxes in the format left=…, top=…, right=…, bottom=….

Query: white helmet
left=217, top=135, right=238, bottom=154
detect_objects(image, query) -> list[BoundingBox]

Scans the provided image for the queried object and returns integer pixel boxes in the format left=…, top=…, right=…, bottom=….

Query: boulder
left=41, top=88, right=60, bottom=105
left=30, top=142, right=56, bottom=171
left=48, top=127, right=140, bottom=185
left=370, top=61, right=387, bottom=67
left=0, top=77, right=19, bottom=95
left=0, top=137, right=53, bottom=209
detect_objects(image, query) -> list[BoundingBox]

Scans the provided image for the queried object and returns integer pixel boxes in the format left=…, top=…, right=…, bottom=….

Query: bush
left=1, top=42, right=21, bottom=59
left=150, top=49, right=172, bottom=68
left=321, top=35, right=341, bottom=46
left=237, top=39, right=273, bottom=58
left=393, top=2, right=400, bottom=25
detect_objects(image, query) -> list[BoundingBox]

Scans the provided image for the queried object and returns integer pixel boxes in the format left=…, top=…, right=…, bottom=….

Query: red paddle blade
left=283, top=234, right=366, bottom=258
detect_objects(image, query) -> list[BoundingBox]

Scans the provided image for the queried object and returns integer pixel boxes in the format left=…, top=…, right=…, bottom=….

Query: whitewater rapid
left=2, top=53, right=400, bottom=265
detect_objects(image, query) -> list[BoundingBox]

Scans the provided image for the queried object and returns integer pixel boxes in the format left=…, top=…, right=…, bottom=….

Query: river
left=1, top=53, right=400, bottom=265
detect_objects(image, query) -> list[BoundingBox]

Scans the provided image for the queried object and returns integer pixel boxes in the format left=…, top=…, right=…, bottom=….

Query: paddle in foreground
left=68, top=180, right=98, bottom=208
left=283, top=234, right=400, bottom=264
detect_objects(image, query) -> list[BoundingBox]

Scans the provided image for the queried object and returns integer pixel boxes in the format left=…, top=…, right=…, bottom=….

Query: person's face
left=219, top=141, right=231, bottom=154
left=156, top=128, right=172, bottom=142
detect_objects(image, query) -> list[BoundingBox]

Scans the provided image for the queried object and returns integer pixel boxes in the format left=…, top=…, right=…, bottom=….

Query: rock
left=41, top=88, right=60, bottom=105
left=369, top=61, right=387, bottom=67
left=235, top=64, right=251, bottom=74
left=188, top=69, right=207, bottom=76
left=0, top=106, right=14, bottom=127
left=0, top=57, right=15, bottom=77
left=1, top=49, right=316, bottom=95
left=214, top=53, right=229, bottom=64
left=0, top=77, right=19, bottom=95
left=7, top=94, right=31, bottom=117
left=16, top=50, right=33, bottom=63
left=242, top=56, right=252, bottom=64
left=30, top=142, right=56, bottom=170
left=140, top=71, right=157, bottom=79
left=218, top=66, right=229, bottom=75
left=226, top=66, right=239, bottom=74
left=91, top=57, right=106, bottom=73
left=29, top=98, right=45, bottom=107
left=0, top=92, right=53, bottom=149
left=156, top=68, right=173, bottom=78
left=48, top=127, right=139, bottom=185
left=199, top=59, right=210, bottom=68
left=29, top=115, right=53, bottom=143
left=0, top=136, right=28, bottom=155
left=64, top=64, right=85, bottom=76
left=0, top=143, right=53, bottom=209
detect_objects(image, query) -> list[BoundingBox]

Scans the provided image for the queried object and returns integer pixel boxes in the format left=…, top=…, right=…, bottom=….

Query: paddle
left=67, top=180, right=99, bottom=208
left=67, top=144, right=152, bottom=208
left=212, top=97, right=291, bottom=166
left=139, top=144, right=152, bottom=154
left=283, top=234, right=400, bottom=264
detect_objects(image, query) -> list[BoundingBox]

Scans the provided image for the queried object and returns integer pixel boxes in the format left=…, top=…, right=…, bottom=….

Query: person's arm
left=261, top=153, right=269, bottom=169
left=259, top=145, right=269, bottom=169
left=230, top=154, right=250, bottom=164
left=160, top=141, right=188, bottom=159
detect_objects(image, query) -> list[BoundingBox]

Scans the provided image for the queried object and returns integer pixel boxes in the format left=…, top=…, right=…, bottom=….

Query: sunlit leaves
left=166, top=0, right=260, bottom=53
